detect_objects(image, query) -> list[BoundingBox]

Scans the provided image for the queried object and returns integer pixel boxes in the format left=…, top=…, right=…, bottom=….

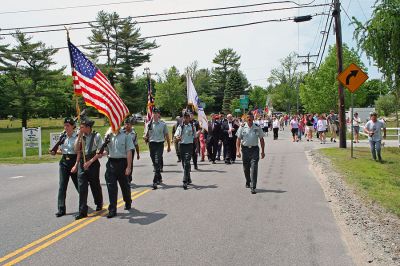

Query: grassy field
left=320, top=147, right=400, bottom=217
left=0, top=118, right=171, bottom=164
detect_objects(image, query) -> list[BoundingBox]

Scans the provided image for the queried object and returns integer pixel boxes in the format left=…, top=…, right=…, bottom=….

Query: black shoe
left=188, top=179, right=192, bottom=184
left=216, top=157, right=220, bottom=161
left=107, top=212, right=116, bottom=218
left=183, top=183, right=188, bottom=190
left=55, top=211, right=65, bottom=217
left=75, top=213, right=87, bottom=220
left=124, top=204, right=131, bottom=210
left=96, top=205, right=103, bottom=211
left=212, top=161, right=216, bottom=164
left=225, top=161, right=231, bottom=164
left=194, top=165, right=198, bottom=170
left=160, top=169, right=164, bottom=173
left=153, top=183, right=158, bottom=189
left=251, top=188, right=256, bottom=194
left=245, top=183, right=250, bottom=188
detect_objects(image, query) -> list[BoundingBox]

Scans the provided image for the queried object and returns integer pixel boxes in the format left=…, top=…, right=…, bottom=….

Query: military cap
left=80, top=118, right=95, bottom=127
left=153, top=107, right=161, bottom=113
left=124, top=116, right=134, bottom=124
left=64, top=117, right=75, bottom=125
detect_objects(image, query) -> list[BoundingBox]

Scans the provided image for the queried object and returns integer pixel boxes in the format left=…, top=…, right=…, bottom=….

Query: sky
left=0, top=0, right=380, bottom=88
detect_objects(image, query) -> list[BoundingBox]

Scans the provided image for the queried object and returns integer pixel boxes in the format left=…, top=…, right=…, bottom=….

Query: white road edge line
left=9, top=176, right=24, bottom=179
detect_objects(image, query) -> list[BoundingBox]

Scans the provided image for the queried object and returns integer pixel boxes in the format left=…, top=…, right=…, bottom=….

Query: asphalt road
left=0, top=129, right=355, bottom=266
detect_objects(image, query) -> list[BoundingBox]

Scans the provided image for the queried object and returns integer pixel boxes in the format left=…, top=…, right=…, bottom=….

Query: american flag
left=68, top=41, right=129, bottom=132
left=145, top=73, right=154, bottom=123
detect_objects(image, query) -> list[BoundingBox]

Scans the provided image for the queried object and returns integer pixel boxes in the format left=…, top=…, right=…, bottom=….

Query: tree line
left=0, top=0, right=399, bottom=127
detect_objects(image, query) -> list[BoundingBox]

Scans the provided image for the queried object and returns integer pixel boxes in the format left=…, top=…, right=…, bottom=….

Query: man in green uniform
left=74, top=119, right=104, bottom=220
left=144, top=108, right=171, bottom=189
left=52, top=118, right=80, bottom=217
left=174, top=111, right=195, bottom=190
left=124, top=117, right=140, bottom=184
left=104, top=127, right=134, bottom=218
left=236, top=112, right=265, bottom=194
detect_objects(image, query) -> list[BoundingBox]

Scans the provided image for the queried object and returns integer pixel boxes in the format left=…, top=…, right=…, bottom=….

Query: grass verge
left=319, top=147, right=400, bottom=217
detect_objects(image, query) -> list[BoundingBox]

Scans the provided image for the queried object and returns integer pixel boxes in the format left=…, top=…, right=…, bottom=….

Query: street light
left=294, top=15, right=313, bottom=23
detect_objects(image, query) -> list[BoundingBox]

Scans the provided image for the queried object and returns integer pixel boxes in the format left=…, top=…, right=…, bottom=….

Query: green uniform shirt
left=106, top=129, right=134, bottom=158
left=236, top=123, right=265, bottom=147
left=174, top=123, right=195, bottom=144
left=83, top=132, right=103, bottom=154
left=124, top=128, right=138, bottom=148
left=61, top=132, right=78, bottom=155
left=148, top=121, right=168, bottom=143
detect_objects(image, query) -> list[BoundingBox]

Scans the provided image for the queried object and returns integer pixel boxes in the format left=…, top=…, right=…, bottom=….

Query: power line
left=313, top=0, right=333, bottom=67
left=309, top=0, right=329, bottom=53
left=0, top=3, right=329, bottom=36
left=316, top=15, right=333, bottom=69
left=0, top=0, right=154, bottom=15
left=0, top=0, right=321, bottom=31
left=3, top=13, right=326, bottom=56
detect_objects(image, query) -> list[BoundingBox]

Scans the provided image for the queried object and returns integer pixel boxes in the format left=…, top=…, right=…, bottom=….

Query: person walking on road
left=236, top=111, right=265, bottom=194
left=317, top=114, right=328, bottom=144
left=74, top=119, right=104, bottom=220
left=327, top=110, right=338, bottom=143
left=103, top=127, right=134, bottom=218
left=172, top=116, right=182, bottom=162
left=306, top=114, right=314, bottom=141
left=53, top=118, right=80, bottom=218
left=143, top=108, right=171, bottom=189
left=364, top=112, right=386, bottom=162
left=353, top=112, right=362, bottom=143
left=221, top=114, right=239, bottom=164
left=207, top=114, right=222, bottom=164
left=272, top=116, right=279, bottom=140
left=289, top=115, right=299, bottom=142
left=124, top=117, right=140, bottom=184
left=174, top=111, right=195, bottom=190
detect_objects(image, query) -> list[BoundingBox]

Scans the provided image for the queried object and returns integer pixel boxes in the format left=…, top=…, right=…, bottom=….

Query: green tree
left=155, top=66, right=186, bottom=117
left=375, top=94, right=396, bottom=116
left=267, top=52, right=302, bottom=113
left=223, top=70, right=247, bottom=113
left=0, top=32, right=64, bottom=127
left=363, top=79, right=389, bottom=107
left=185, top=62, right=215, bottom=111
left=300, top=45, right=368, bottom=113
left=248, top=85, right=267, bottom=109
left=211, top=48, right=241, bottom=111
left=88, top=11, right=158, bottom=87
left=353, top=0, right=400, bottom=126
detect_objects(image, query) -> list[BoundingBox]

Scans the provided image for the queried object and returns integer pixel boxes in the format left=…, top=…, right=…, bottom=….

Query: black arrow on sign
left=346, top=70, right=358, bottom=85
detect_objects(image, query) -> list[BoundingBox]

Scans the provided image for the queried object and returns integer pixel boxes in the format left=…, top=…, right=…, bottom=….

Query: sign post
left=337, top=63, right=368, bottom=158
left=22, top=127, right=42, bottom=159
left=239, top=95, right=249, bottom=113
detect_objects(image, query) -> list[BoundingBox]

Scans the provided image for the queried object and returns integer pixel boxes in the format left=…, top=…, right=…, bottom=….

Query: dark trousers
left=206, top=137, right=218, bottom=162
left=149, top=142, right=164, bottom=183
left=192, top=138, right=199, bottom=168
left=273, top=128, right=279, bottom=140
left=77, top=160, right=103, bottom=215
left=174, top=140, right=181, bottom=161
left=223, top=138, right=235, bottom=162
left=105, top=158, right=131, bottom=213
left=242, top=146, right=260, bottom=189
left=58, top=156, right=78, bottom=212
left=180, top=143, right=193, bottom=183
left=217, top=142, right=222, bottom=159
left=127, top=149, right=135, bottom=183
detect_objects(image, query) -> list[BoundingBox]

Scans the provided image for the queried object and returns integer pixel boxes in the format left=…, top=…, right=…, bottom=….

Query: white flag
left=187, top=75, right=208, bottom=131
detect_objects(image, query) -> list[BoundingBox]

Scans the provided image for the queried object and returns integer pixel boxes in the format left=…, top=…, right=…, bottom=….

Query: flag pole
left=65, top=27, right=86, bottom=163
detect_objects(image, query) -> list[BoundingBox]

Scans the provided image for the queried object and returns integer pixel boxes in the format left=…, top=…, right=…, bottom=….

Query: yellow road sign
left=337, top=63, right=369, bottom=93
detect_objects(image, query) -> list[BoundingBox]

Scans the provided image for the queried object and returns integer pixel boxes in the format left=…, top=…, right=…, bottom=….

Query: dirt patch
left=307, top=150, right=400, bottom=266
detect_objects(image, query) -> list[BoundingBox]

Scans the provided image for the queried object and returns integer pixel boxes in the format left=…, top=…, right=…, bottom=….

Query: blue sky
left=0, top=0, right=379, bottom=87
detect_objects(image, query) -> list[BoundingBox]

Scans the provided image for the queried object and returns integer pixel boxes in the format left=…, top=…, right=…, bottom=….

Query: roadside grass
left=319, top=147, right=400, bottom=217
left=0, top=118, right=173, bottom=164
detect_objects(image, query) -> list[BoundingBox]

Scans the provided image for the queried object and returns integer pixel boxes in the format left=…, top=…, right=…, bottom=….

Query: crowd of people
left=51, top=108, right=386, bottom=219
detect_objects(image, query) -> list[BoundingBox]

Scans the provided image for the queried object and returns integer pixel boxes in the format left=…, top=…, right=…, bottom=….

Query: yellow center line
left=1, top=189, right=150, bottom=265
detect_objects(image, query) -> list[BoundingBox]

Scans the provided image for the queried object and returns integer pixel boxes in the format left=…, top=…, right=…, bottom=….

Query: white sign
left=50, top=133, right=61, bottom=150
left=22, top=127, right=42, bottom=158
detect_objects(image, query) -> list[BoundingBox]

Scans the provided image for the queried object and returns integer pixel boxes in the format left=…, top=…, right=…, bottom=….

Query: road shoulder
left=306, top=149, right=400, bottom=266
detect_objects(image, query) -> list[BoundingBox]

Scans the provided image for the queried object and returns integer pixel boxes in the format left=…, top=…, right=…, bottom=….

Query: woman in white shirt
left=353, top=112, right=362, bottom=143
left=272, top=117, right=280, bottom=140
left=317, top=114, right=328, bottom=144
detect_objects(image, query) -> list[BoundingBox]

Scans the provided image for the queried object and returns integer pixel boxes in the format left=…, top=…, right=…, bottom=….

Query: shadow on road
left=255, top=189, right=287, bottom=194
left=195, top=169, right=227, bottom=173
left=118, top=209, right=167, bottom=225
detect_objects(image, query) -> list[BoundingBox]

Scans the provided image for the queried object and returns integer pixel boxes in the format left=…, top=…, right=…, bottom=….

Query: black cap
left=124, top=117, right=134, bottom=124
left=64, top=117, right=75, bottom=125
left=153, top=107, right=161, bottom=113
left=183, top=111, right=191, bottom=117
left=80, top=118, right=94, bottom=127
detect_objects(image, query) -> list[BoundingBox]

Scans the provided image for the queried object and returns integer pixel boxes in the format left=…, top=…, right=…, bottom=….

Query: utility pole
left=333, top=0, right=346, bottom=148
left=298, top=53, right=318, bottom=73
